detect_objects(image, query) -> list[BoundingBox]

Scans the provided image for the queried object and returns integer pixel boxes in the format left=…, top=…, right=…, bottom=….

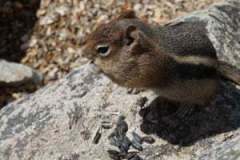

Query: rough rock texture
left=1, top=0, right=240, bottom=160
left=0, top=60, right=43, bottom=87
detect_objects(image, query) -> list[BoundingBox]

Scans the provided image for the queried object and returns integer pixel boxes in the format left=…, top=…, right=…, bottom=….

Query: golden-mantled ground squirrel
left=82, top=10, right=240, bottom=106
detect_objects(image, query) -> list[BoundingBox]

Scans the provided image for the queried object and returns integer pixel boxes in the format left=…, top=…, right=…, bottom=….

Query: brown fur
left=82, top=10, right=239, bottom=105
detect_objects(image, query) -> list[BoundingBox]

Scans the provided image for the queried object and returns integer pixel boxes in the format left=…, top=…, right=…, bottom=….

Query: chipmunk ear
left=118, top=10, right=136, bottom=20
left=125, top=25, right=145, bottom=54
left=125, top=25, right=148, bottom=45
left=124, top=25, right=151, bottom=54
left=124, top=25, right=137, bottom=45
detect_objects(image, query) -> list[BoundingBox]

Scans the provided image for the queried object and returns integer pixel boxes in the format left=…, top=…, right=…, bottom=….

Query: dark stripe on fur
left=173, top=62, right=217, bottom=80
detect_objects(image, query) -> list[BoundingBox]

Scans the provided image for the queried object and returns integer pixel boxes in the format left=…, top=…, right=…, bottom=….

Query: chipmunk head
left=82, top=10, right=170, bottom=88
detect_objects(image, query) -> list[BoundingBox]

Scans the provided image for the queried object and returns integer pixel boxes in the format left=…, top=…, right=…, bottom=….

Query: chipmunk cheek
left=94, top=58, right=102, bottom=67
left=94, top=58, right=108, bottom=72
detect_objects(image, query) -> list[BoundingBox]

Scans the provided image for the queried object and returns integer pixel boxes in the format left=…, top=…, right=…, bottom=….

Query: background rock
left=1, top=0, right=240, bottom=160
left=0, top=60, right=43, bottom=87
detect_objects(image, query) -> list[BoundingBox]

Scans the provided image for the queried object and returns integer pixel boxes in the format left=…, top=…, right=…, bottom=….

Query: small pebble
left=142, top=136, right=155, bottom=144
left=131, top=140, right=143, bottom=151
left=107, top=150, right=121, bottom=160
left=109, top=136, right=122, bottom=147
left=125, top=152, right=139, bottom=159
left=116, top=115, right=128, bottom=136
left=119, top=136, right=131, bottom=153
left=132, top=131, right=143, bottom=144
left=101, top=120, right=112, bottom=129
left=92, top=127, right=102, bottom=144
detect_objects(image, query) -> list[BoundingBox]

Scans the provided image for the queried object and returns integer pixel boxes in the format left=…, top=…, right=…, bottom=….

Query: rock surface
left=0, top=60, right=43, bottom=87
left=1, top=0, right=240, bottom=160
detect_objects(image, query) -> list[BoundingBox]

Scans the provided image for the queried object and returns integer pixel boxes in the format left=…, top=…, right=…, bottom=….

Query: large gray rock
left=1, top=0, right=240, bottom=160
left=0, top=60, right=43, bottom=87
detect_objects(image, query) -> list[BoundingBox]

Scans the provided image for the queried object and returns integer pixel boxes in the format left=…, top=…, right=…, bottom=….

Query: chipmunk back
left=82, top=10, right=240, bottom=105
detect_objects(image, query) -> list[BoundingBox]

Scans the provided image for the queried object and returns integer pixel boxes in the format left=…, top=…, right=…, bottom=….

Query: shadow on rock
left=0, top=0, right=40, bottom=62
left=139, top=82, right=240, bottom=146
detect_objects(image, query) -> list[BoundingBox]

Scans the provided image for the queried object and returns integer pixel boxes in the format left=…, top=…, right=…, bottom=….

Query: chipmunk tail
left=218, top=61, right=240, bottom=85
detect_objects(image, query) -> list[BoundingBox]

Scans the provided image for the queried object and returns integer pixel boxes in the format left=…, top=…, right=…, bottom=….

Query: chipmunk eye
left=96, top=44, right=110, bottom=57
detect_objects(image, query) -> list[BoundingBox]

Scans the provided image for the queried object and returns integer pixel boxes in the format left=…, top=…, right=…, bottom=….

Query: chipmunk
left=82, top=10, right=240, bottom=106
